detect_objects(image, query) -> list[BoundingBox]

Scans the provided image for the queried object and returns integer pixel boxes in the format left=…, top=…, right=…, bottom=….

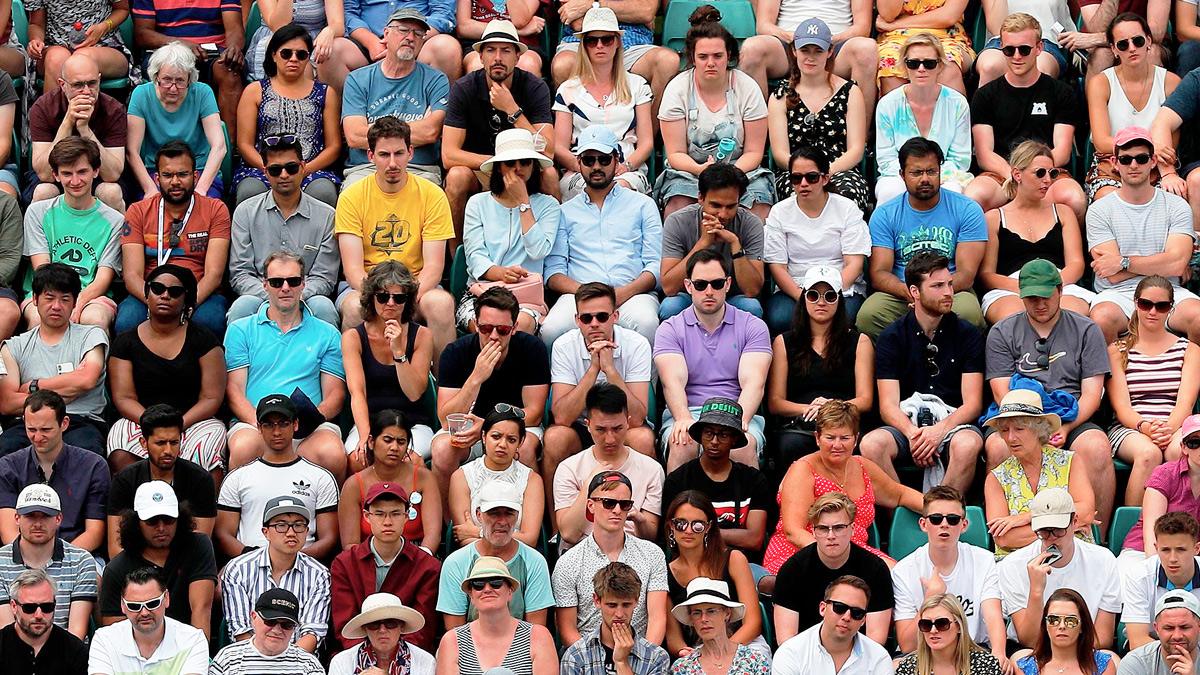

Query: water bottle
left=715, top=137, right=736, bottom=162
left=68, top=21, right=87, bottom=47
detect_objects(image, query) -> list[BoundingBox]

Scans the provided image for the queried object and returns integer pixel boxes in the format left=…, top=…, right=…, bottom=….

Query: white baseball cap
left=800, top=266, right=843, bottom=293
left=134, top=481, right=179, bottom=520
left=478, top=481, right=523, bottom=514
left=16, top=484, right=60, bottom=516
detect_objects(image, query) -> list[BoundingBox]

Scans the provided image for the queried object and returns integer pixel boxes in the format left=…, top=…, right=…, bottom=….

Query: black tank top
left=995, top=205, right=1066, bottom=276
left=355, top=323, right=430, bottom=426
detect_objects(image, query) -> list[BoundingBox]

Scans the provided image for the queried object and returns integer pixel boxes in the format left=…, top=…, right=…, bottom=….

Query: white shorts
left=1091, top=284, right=1200, bottom=321
left=227, top=420, right=344, bottom=444
left=981, top=281, right=1098, bottom=314
left=344, top=424, right=435, bottom=461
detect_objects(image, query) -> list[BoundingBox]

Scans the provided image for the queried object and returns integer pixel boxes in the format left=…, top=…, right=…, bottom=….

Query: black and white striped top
left=209, top=639, right=325, bottom=674
left=454, top=620, right=534, bottom=675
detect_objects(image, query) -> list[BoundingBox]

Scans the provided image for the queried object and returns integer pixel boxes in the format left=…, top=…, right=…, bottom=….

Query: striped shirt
left=131, top=0, right=240, bottom=46
left=0, top=538, right=97, bottom=628
left=1124, top=336, right=1189, bottom=419
left=220, top=548, right=330, bottom=644
left=455, top=620, right=534, bottom=675
left=209, top=639, right=325, bottom=674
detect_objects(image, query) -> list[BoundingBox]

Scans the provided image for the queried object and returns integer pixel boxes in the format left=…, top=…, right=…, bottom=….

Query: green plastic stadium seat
left=450, top=246, right=467, bottom=300
left=662, top=0, right=755, bottom=54
left=1109, top=506, right=1141, bottom=556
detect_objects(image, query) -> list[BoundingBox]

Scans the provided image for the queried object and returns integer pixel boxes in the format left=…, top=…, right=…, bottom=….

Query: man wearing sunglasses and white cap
left=1121, top=589, right=1200, bottom=675
left=330, top=592, right=435, bottom=675
left=774, top=575, right=892, bottom=675
left=210, top=587, right=323, bottom=673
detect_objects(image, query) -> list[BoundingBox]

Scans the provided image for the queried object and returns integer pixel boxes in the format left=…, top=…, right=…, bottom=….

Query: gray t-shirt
left=661, top=203, right=764, bottom=297
left=6, top=324, right=109, bottom=420
left=985, top=310, right=1110, bottom=399
left=1117, top=641, right=1200, bottom=675
left=1086, top=190, right=1195, bottom=292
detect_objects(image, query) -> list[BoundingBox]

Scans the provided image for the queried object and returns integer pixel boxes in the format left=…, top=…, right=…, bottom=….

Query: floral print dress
left=771, top=80, right=871, bottom=212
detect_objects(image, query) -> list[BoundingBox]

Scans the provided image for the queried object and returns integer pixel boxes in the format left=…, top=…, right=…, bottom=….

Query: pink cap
left=1113, top=126, right=1153, bottom=150
left=1182, top=415, right=1200, bottom=440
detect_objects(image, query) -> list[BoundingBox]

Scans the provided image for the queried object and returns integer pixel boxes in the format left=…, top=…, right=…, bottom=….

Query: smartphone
left=1044, top=544, right=1063, bottom=566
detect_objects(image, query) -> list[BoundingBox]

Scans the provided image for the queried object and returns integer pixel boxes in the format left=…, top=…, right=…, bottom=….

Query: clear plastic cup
left=447, top=413, right=473, bottom=434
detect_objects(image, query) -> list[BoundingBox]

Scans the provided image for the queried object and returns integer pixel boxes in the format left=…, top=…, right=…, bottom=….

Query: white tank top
left=1104, top=65, right=1168, bottom=132
left=778, top=0, right=851, bottom=35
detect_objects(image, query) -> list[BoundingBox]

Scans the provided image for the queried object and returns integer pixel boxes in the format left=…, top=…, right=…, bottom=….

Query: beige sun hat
left=340, top=593, right=425, bottom=639
left=461, top=555, right=521, bottom=593
left=480, top=129, right=553, bottom=174
left=983, top=389, right=1061, bottom=432
left=578, top=7, right=625, bottom=36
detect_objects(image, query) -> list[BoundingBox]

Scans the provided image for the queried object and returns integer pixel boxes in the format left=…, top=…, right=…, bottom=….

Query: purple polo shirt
left=1123, top=457, right=1200, bottom=551
left=653, top=304, right=772, bottom=407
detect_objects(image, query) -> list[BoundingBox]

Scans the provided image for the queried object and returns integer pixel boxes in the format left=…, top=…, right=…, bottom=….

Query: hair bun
left=688, top=4, right=723, bottom=25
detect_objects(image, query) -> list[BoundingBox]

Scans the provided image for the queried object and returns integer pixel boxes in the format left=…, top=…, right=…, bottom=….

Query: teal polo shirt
left=224, top=304, right=345, bottom=406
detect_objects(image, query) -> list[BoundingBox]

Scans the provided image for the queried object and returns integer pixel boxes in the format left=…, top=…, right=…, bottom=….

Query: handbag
left=469, top=273, right=548, bottom=315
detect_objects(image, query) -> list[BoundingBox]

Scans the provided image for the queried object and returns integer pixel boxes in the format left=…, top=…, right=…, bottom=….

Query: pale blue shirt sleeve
left=524, top=196, right=560, bottom=267
left=435, top=552, right=469, bottom=615
left=543, top=203, right=572, bottom=280
left=637, top=196, right=663, bottom=280
left=875, top=92, right=900, bottom=179
left=463, top=194, right=493, bottom=282
left=344, top=0, right=370, bottom=36
left=223, top=318, right=251, bottom=370
left=520, top=546, right=556, bottom=612
left=341, top=69, right=368, bottom=120
left=956, top=196, right=988, bottom=242
left=317, top=324, right=346, bottom=380
left=946, top=91, right=974, bottom=175
left=423, top=0, right=455, bottom=34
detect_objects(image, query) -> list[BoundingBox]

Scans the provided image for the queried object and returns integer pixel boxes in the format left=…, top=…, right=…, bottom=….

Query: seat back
left=1109, top=506, right=1142, bottom=556
left=661, top=0, right=755, bottom=54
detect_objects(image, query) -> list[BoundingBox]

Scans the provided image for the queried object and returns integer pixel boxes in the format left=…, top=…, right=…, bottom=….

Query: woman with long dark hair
left=1014, top=589, right=1116, bottom=675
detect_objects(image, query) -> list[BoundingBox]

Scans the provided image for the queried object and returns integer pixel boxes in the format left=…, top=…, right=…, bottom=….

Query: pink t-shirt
left=553, top=448, right=665, bottom=548
left=1123, top=457, right=1200, bottom=551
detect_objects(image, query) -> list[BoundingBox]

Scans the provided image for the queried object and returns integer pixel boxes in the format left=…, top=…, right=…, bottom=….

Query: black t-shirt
left=661, top=460, right=775, bottom=534
left=781, top=328, right=861, bottom=407
left=970, top=73, right=1077, bottom=159
left=0, top=623, right=88, bottom=674
left=773, top=543, right=895, bottom=632
left=438, top=332, right=550, bottom=414
left=109, top=323, right=221, bottom=413
left=444, top=68, right=554, bottom=156
left=99, top=531, right=217, bottom=623
left=107, top=458, right=218, bottom=518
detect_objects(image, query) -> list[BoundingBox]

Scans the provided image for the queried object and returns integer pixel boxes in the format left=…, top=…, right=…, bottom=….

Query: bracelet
left=1136, top=420, right=1148, bottom=432
left=104, top=18, right=114, bottom=33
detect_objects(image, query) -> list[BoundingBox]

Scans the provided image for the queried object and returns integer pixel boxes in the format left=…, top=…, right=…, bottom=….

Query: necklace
left=820, top=455, right=852, bottom=486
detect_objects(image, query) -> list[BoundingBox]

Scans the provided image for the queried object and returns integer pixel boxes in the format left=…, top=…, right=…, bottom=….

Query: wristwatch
left=518, top=202, right=532, bottom=213
left=1120, top=256, right=1131, bottom=271
left=393, top=354, right=408, bottom=364
left=27, top=379, right=38, bottom=393
left=507, top=107, right=525, bottom=125
left=730, top=249, right=746, bottom=259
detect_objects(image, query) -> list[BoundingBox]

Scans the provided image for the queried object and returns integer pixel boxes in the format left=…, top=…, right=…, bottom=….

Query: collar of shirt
left=356, top=537, right=418, bottom=564
left=809, top=625, right=868, bottom=672
left=112, top=616, right=187, bottom=660
left=252, top=546, right=301, bottom=576
left=1176, top=456, right=1192, bottom=477
left=254, top=302, right=313, bottom=329
left=581, top=627, right=658, bottom=666
left=1158, top=558, right=1200, bottom=590
left=12, top=537, right=65, bottom=565
left=369, top=537, right=406, bottom=568
left=578, top=330, right=624, bottom=363
left=902, top=310, right=953, bottom=343
left=22, top=446, right=70, bottom=483
left=579, top=183, right=629, bottom=208
left=264, top=191, right=313, bottom=221
left=681, top=304, right=736, bottom=330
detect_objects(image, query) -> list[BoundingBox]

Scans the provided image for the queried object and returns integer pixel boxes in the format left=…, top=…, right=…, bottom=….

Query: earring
left=667, top=532, right=676, bottom=547
left=703, top=532, right=709, bottom=546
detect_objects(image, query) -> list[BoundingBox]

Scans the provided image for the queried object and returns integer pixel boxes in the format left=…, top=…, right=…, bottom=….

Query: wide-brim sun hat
left=983, top=389, right=1061, bottom=432
left=480, top=128, right=553, bottom=174
left=461, top=555, right=521, bottom=593
left=472, top=19, right=529, bottom=54
left=670, top=578, right=746, bottom=626
left=341, top=593, right=425, bottom=639
left=578, top=7, right=625, bottom=36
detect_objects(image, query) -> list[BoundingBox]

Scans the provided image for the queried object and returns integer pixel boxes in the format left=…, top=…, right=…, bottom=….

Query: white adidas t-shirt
left=217, top=457, right=339, bottom=548
left=892, top=541, right=1002, bottom=644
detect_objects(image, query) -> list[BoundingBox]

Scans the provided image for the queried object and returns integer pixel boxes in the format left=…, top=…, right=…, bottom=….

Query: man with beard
left=345, top=0, right=461, bottom=81
left=0, top=569, right=88, bottom=673
left=117, top=140, right=232, bottom=337
left=654, top=249, right=771, bottom=471
left=88, top=566, right=208, bottom=674
left=1121, top=590, right=1200, bottom=675
left=106, top=404, right=217, bottom=558
left=443, top=19, right=557, bottom=243
left=856, top=137, right=987, bottom=339
left=342, top=9, right=450, bottom=187
left=542, top=125, right=662, bottom=349
left=335, top=116, right=457, bottom=359
left=858, top=252, right=985, bottom=493
left=99, top=482, right=216, bottom=640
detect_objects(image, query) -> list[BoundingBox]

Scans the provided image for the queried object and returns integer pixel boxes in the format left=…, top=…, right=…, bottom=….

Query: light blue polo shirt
left=224, top=304, right=344, bottom=406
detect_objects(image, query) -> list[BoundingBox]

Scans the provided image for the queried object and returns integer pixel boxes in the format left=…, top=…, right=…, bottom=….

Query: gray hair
left=996, top=415, right=1056, bottom=445
left=262, top=250, right=306, bottom=276
left=8, top=568, right=55, bottom=603
left=147, top=41, right=200, bottom=86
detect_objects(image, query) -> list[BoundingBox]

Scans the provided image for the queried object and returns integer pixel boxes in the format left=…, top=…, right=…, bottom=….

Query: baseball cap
left=15, top=484, right=60, bottom=516
left=1029, top=487, right=1075, bottom=531
left=1018, top=259, right=1062, bottom=299
left=478, top=481, right=523, bottom=514
left=1113, top=126, right=1154, bottom=151
left=386, top=7, right=430, bottom=29
left=261, top=495, right=311, bottom=526
left=364, top=482, right=410, bottom=508
left=793, top=18, right=832, bottom=51
left=255, top=587, right=301, bottom=623
left=134, top=481, right=179, bottom=520
left=574, top=125, right=620, bottom=156
left=800, top=266, right=843, bottom=293
left=1156, top=589, right=1200, bottom=620
left=256, top=394, right=296, bottom=422
left=587, top=470, right=632, bottom=496
left=1182, top=415, right=1200, bottom=440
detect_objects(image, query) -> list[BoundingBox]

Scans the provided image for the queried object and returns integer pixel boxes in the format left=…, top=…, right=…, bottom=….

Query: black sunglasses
left=266, top=162, right=301, bottom=177
left=1035, top=337, right=1050, bottom=370
left=578, top=311, right=611, bottom=324
left=365, top=618, right=403, bottom=630
left=805, top=289, right=838, bottom=304
left=469, top=578, right=508, bottom=591
left=918, top=617, right=956, bottom=633
left=262, top=617, right=298, bottom=629
left=923, top=513, right=962, bottom=526
left=828, top=600, right=868, bottom=620
left=277, top=48, right=309, bottom=61
left=1117, top=153, right=1152, bottom=165
left=789, top=171, right=823, bottom=185
left=583, top=34, right=616, bottom=47
left=503, top=158, right=534, bottom=168
left=17, top=601, right=55, bottom=615
left=580, top=154, right=615, bottom=167
left=1115, top=35, right=1147, bottom=51
left=375, top=292, right=409, bottom=305
left=1001, top=44, right=1035, bottom=56
left=1185, top=437, right=1200, bottom=450
left=147, top=281, right=186, bottom=298
left=266, top=276, right=303, bottom=288
left=690, top=278, right=727, bottom=291
left=1136, top=297, right=1173, bottom=313
left=593, top=497, right=635, bottom=511
left=1032, top=167, right=1063, bottom=180
left=925, top=342, right=940, bottom=378
left=1036, top=527, right=1069, bottom=539
left=905, top=58, right=939, bottom=70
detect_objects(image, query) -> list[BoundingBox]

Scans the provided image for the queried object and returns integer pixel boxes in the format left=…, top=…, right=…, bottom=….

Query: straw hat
left=472, top=19, right=528, bottom=54
left=983, top=389, right=1061, bottom=432
left=480, top=129, right=553, bottom=174
left=578, top=7, right=625, bottom=36
left=461, top=555, right=521, bottom=592
left=340, top=593, right=425, bottom=639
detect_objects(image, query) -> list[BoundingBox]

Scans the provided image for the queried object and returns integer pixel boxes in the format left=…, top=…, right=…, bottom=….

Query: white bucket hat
left=578, top=7, right=625, bottom=36
left=340, top=593, right=425, bottom=639
left=472, top=19, right=528, bottom=54
left=480, top=129, right=553, bottom=174
left=670, top=578, right=746, bottom=626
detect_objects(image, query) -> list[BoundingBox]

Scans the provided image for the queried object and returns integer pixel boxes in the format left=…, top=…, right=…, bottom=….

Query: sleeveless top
left=780, top=329, right=860, bottom=407
left=454, top=621, right=534, bottom=675
left=668, top=562, right=740, bottom=647
left=355, top=466, right=425, bottom=543
left=995, top=205, right=1066, bottom=276
left=354, top=323, right=430, bottom=426
left=1124, top=336, right=1189, bottom=419
left=1104, top=65, right=1168, bottom=132
left=1017, top=651, right=1112, bottom=675
left=991, top=445, right=1093, bottom=557
left=462, top=457, right=532, bottom=528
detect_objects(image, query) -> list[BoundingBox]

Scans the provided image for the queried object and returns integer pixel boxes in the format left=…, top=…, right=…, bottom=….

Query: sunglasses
left=503, top=158, right=534, bottom=168
left=671, top=518, right=710, bottom=533
left=1046, top=614, right=1081, bottom=629
left=905, top=58, right=939, bottom=70
left=267, top=521, right=309, bottom=533
left=1031, top=167, right=1063, bottom=179
left=1035, top=337, right=1050, bottom=370
left=1136, top=297, right=1173, bottom=312
left=583, top=34, right=616, bottom=47
left=593, top=497, right=635, bottom=512
left=925, top=342, right=940, bottom=378
left=1117, top=153, right=1152, bottom=165
left=828, top=600, right=868, bottom=620
left=1001, top=44, right=1036, bottom=57
left=477, top=323, right=514, bottom=336
left=267, top=276, right=303, bottom=288
left=578, top=311, right=611, bottom=324
left=263, top=617, right=298, bottom=630
left=374, top=292, right=409, bottom=305
left=492, top=402, right=526, bottom=418
left=469, top=578, right=508, bottom=591
left=923, top=513, right=962, bottom=526
left=1035, top=527, right=1068, bottom=539
left=277, top=48, right=309, bottom=61
left=1185, top=437, right=1200, bottom=450
left=1115, top=35, right=1147, bottom=51
left=789, top=171, right=823, bottom=185
left=689, top=278, right=727, bottom=291
left=580, top=154, right=615, bottom=167
left=263, top=134, right=298, bottom=148
left=918, top=617, right=956, bottom=633
left=16, top=601, right=54, bottom=615
left=805, top=289, right=839, bottom=304
left=123, top=591, right=167, bottom=613
left=364, top=618, right=403, bottom=630
left=266, top=162, right=301, bottom=177
left=147, top=281, right=186, bottom=298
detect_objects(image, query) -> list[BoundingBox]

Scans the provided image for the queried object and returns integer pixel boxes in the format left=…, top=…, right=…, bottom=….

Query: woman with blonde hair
left=552, top=6, right=654, bottom=200
left=896, top=594, right=1004, bottom=675
left=979, top=140, right=1093, bottom=324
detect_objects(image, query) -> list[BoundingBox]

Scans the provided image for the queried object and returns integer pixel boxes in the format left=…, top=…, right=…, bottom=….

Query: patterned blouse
left=991, top=445, right=1093, bottom=557
left=897, top=650, right=1005, bottom=675
left=669, top=644, right=770, bottom=675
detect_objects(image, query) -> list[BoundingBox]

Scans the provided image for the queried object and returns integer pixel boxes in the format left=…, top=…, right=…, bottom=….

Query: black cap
left=256, top=394, right=296, bottom=423
left=587, top=470, right=633, bottom=496
left=687, top=397, right=748, bottom=448
left=255, top=587, right=300, bottom=623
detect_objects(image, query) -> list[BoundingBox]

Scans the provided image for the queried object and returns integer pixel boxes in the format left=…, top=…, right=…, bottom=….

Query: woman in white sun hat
left=328, top=592, right=435, bottom=675
left=669, top=578, right=770, bottom=674
left=458, top=128, right=561, bottom=334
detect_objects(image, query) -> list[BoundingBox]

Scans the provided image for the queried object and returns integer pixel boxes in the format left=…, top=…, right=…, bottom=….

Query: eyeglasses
left=16, top=601, right=55, bottom=615
left=147, top=281, right=186, bottom=298
left=923, top=513, right=962, bottom=526
left=1035, top=337, right=1050, bottom=370
left=277, top=48, right=310, bottom=61
left=671, top=518, right=710, bottom=533
left=1115, top=35, right=1147, bottom=51
left=364, top=618, right=403, bottom=630
left=1046, top=614, right=1081, bottom=629
left=904, top=58, right=940, bottom=70
left=267, top=276, right=303, bottom=288
left=122, top=591, right=167, bottom=613
left=925, top=343, right=940, bottom=378
left=477, top=323, right=514, bottom=336
left=701, top=427, right=735, bottom=440
left=155, top=76, right=186, bottom=89
left=158, top=171, right=193, bottom=182
left=813, top=523, right=850, bottom=536
left=1185, top=437, right=1200, bottom=450
left=1117, top=153, right=1152, bottom=165
left=918, top=617, right=956, bottom=633
left=492, top=403, right=526, bottom=418
left=827, top=600, right=868, bottom=620
left=789, top=171, right=823, bottom=185
left=1136, top=297, right=1173, bottom=312
left=368, top=508, right=409, bottom=520
left=805, top=289, right=839, bottom=304
left=1031, top=167, right=1063, bottom=180
left=266, top=162, right=301, bottom=177
left=503, top=158, right=534, bottom=168
left=689, top=277, right=728, bottom=291
left=67, top=78, right=101, bottom=89
left=1001, top=44, right=1036, bottom=57
left=469, top=578, right=508, bottom=591
left=262, top=617, right=298, bottom=630
left=374, top=292, right=409, bottom=305
left=580, top=154, right=615, bottom=167
left=263, top=134, right=298, bottom=148
left=387, top=25, right=427, bottom=38
left=583, top=34, right=617, bottom=47
left=1035, top=527, right=1069, bottom=539
left=258, top=419, right=293, bottom=430
left=267, top=520, right=309, bottom=533
left=593, top=497, right=635, bottom=512
left=578, top=311, right=611, bottom=324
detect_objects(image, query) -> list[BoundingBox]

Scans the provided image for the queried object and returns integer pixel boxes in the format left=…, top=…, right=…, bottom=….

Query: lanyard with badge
left=157, top=196, right=195, bottom=267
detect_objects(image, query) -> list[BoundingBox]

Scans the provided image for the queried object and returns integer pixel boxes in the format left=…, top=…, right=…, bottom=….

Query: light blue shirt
left=463, top=192, right=560, bottom=283
left=224, top=304, right=345, bottom=408
left=435, top=541, right=555, bottom=620
left=128, top=81, right=219, bottom=169
left=875, top=85, right=973, bottom=179
left=341, top=61, right=449, bottom=167
left=344, top=0, right=455, bottom=36
left=545, top=184, right=662, bottom=286
left=870, top=189, right=987, bottom=279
